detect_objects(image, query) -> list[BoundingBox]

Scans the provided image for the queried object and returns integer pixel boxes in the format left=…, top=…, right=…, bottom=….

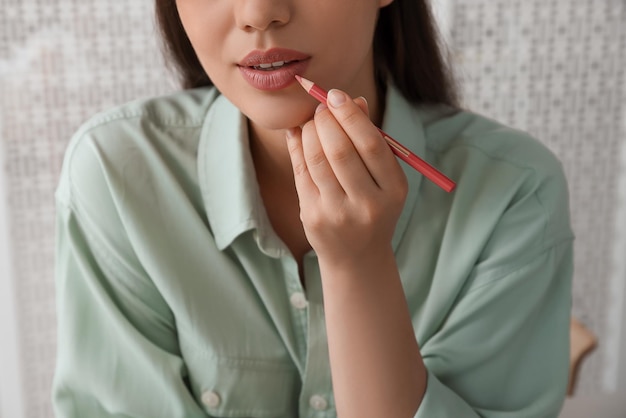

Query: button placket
left=309, top=394, right=328, bottom=411
left=281, top=256, right=309, bottom=365
left=201, top=390, right=221, bottom=408
left=290, top=291, right=309, bottom=310
left=298, top=256, right=335, bottom=416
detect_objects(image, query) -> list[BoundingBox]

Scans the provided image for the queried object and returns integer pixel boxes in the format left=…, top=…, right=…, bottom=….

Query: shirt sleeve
left=52, top=198, right=208, bottom=418
left=415, top=242, right=572, bottom=418
left=414, top=159, right=574, bottom=417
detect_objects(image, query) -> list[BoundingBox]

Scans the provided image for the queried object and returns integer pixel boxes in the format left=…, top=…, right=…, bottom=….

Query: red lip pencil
left=295, top=75, right=456, bottom=193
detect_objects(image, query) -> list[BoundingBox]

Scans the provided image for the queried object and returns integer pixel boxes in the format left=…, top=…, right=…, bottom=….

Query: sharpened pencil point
left=293, top=74, right=455, bottom=192
left=294, top=75, right=314, bottom=92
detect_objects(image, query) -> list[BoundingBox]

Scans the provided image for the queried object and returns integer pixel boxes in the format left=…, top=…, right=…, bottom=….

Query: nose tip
left=242, top=18, right=287, bottom=32
left=236, top=2, right=291, bottom=32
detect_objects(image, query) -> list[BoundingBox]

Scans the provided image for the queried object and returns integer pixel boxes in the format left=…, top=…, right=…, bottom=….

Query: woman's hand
left=286, top=89, right=408, bottom=266
left=286, top=89, right=425, bottom=418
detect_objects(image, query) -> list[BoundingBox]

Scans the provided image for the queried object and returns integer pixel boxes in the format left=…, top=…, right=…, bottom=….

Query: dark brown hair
left=155, top=0, right=459, bottom=107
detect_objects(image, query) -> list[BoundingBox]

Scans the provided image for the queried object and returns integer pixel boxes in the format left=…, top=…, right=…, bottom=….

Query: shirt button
left=309, top=394, right=328, bottom=411
left=290, top=292, right=309, bottom=310
left=201, top=390, right=221, bottom=408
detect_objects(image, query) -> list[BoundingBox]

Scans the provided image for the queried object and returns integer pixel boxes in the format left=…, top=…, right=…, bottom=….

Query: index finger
left=326, top=89, right=405, bottom=189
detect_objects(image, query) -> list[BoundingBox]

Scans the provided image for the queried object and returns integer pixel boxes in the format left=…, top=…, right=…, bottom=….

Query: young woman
left=53, top=0, right=573, bottom=417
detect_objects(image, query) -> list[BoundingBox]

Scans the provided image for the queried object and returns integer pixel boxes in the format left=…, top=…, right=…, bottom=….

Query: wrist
left=317, top=244, right=397, bottom=286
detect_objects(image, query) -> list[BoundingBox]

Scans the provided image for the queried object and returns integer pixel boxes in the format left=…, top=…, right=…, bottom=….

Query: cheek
left=176, top=4, right=230, bottom=66
left=314, top=7, right=379, bottom=57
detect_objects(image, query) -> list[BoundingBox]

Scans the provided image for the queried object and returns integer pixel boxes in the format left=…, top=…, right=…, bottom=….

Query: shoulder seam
left=75, top=111, right=205, bottom=135
left=465, top=236, right=574, bottom=295
left=58, top=194, right=150, bottom=287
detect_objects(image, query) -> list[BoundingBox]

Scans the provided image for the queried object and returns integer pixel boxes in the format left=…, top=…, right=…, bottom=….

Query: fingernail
left=358, top=96, right=368, bottom=107
left=315, top=103, right=327, bottom=114
left=286, top=128, right=297, bottom=139
left=328, top=89, right=346, bottom=108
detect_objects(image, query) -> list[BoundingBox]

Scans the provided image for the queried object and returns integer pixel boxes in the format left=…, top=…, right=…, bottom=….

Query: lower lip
left=238, top=60, right=310, bottom=91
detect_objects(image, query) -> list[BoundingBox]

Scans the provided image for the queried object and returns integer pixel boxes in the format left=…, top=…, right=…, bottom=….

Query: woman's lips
left=238, top=60, right=310, bottom=91
left=238, top=48, right=311, bottom=91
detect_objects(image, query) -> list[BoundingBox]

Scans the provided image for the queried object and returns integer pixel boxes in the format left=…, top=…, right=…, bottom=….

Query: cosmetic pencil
left=295, top=75, right=456, bottom=193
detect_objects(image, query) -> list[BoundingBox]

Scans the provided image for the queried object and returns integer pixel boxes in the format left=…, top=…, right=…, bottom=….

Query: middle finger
left=301, top=116, right=345, bottom=200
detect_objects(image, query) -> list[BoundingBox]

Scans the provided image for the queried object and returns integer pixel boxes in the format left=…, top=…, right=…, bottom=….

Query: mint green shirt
left=53, top=85, right=573, bottom=418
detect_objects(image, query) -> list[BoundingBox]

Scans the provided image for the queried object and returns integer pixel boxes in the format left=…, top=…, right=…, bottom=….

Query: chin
left=244, top=101, right=316, bottom=131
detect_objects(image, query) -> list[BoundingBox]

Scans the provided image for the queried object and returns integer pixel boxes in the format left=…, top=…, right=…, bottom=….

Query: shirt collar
left=197, top=85, right=427, bottom=254
left=381, top=85, right=425, bottom=250
left=198, top=94, right=269, bottom=252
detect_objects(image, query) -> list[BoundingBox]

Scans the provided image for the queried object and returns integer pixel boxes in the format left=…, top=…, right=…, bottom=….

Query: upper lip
left=238, top=48, right=310, bottom=67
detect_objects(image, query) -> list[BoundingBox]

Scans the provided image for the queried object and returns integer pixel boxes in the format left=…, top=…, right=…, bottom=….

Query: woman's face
left=176, top=0, right=393, bottom=130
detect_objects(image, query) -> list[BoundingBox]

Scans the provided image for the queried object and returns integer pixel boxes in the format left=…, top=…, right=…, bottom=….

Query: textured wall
left=0, top=0, right=624, bottom=417
left=450, top=0, right=626, bottom=394
left=0, top=1, right=172, bottom=416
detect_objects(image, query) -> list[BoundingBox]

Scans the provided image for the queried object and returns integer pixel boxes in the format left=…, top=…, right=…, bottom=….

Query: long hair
left=155, top=0, right=459, bottom=107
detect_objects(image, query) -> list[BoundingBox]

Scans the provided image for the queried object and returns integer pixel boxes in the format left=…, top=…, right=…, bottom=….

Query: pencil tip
left=294, top=75, right=313, bottom=92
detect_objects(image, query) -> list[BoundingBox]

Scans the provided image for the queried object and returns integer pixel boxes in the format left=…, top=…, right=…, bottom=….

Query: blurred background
left=0, top=0, right=625, bottom=417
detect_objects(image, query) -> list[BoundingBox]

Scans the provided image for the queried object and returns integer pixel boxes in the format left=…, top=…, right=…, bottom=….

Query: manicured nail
left=328, top=89, right=346, bottom=108
left=316, top=103, right=328, bottom=113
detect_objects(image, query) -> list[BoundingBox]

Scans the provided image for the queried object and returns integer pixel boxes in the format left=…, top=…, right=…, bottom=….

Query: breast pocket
left=189, top=356, right=300, bottom=418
